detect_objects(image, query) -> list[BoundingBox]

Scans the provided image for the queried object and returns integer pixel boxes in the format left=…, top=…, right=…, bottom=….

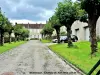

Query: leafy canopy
left=14, top=24, right=23, bottom=35
left=0, top=12, right=8, bottom=30
left=42, top=22, right=54, bottom=35
left=80, top=0, right=100, bottom=16
left=50, top=14, right=61, bottom=29
left=56, top=0, right=78, bottom=27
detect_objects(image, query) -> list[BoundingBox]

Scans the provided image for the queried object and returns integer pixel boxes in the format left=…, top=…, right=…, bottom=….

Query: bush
left=0, top=37, right=15, bottom=43
left=30, top=38, right=39, bottom=40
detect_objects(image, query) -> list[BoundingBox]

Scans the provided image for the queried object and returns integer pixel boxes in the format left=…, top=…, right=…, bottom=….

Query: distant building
left=18, top=23, right=45, bottom=39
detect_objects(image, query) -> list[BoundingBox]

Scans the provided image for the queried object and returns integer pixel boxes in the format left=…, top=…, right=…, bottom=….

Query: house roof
left=18, top=23, right=45, bottom=29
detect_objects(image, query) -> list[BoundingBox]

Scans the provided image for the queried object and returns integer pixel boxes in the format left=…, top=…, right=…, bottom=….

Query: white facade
left=71, top=21, right=88, bottom=41
left=51, top=17, right=100, bottom=41
left=19, top=23, right=45, bottom=39
left=71, top=17, right=100, bottom=41
left=28, top=28, right=42, bottom=39
left=52, top=26, right=66, bottom=36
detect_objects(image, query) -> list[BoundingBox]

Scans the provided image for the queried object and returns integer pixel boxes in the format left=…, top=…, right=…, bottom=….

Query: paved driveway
left=0, top=40, right=83, bottom=75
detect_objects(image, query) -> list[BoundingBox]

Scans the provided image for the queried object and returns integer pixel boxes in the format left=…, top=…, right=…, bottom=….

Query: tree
left=42, top=22, right=54, bottom=39
left=13, top=23, right=23, bottom=42
left=21, top=28, right=29, bottom=40
left=79, top=0, right=100, bottom=55
left=50, top=15, right=62, bottom=43
left=0, top=11, right=7, bottom=46
left=5, top=19, right=13, bottom=43
left=60, top=31, right=67, bottom=36
left=74, top=1, right=88, bottom=23
left=56, top=0, right=78, bottom=47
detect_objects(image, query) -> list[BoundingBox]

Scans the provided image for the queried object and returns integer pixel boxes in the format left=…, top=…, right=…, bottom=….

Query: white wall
left=52, top=26, right=66, bottom=36
left=96, top=17, right=100, bottom=37
left=84, top=27, right=90, bottom=41
left=71, top=21, right=88, bottom=41
left=71, top=17, right=100, bottom=41
left=28, top=28, right=42, bottom=39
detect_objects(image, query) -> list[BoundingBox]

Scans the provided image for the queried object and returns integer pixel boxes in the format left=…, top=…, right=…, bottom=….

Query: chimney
left=28, top=22, right=29, bottom=29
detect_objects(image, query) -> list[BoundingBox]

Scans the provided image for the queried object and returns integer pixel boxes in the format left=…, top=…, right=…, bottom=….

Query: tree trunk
left=17, top=35, right=20, bottom=41
left=67, top=27, right=73, bottom=47
left=55, top=28, right=60, bottom=44
left=49, top=34, right=52, bottom=40
left=9, top=33, right=11, bottom=44
left=88, top=15, right=99, bottom=55
left=0, top=32, right=4, bottom=46
left=22, top=37, right=24, bottom=41
left=42, top=34, right=43, bottom=39
left=15, top=34, right=17, bottom=42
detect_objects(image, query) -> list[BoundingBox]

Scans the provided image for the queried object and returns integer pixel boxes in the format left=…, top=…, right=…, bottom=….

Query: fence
left=88, top=59, right=100, bottom=75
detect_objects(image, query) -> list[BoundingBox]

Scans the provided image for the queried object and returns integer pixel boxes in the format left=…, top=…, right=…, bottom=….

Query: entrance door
left=84, top=27, right=90, bottom=41
left=75, top=29, right=79, bottom=40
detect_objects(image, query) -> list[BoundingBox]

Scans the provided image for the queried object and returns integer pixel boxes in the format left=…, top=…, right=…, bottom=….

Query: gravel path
left=0, top=40, right=83, bottom=75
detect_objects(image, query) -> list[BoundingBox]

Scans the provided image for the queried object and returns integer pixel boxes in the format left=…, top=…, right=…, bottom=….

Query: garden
left=40, top=0, right=100, bottom=75
left=49, top=41, right=100, bottom=75
left=0, top=8, right=29, bottom=53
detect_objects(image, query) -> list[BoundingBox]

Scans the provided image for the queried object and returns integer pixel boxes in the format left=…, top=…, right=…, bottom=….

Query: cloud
left=10, top=19, right=46, bottom=25
left=0, top=0, right=62, bottom=23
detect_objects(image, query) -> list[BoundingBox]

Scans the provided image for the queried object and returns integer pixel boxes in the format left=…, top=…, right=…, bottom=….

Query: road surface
left=0, top=40, right=83, bottom=75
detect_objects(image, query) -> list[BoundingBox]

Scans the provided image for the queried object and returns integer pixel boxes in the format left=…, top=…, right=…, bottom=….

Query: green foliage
left=0, top=9, right=13, bottom=45
left=30, top=38, right=39, bottom=40
left=80, top=0, right=100, bottom=15
left=74, top=1, right=88, bottom=22
left=5, top=19, right=13, bottom=33
left=50, top=15, right=62, bottom=29
left=49, top=14, right=62, bottom=43
left=60, top=31, right=67, bottom=36
left=55, top=0, right=79, bottom=46
left=14, top=24, right=23, bottom=35
left=56, top=0, right=78, bottom=27
left=14, top=24, right=30, bottom=41
left=0, top=8, right=29, bottom=45
left=42, top=22, right=54, bottom=36
left=79, top=0, right=100, bottom=55
left=21, top=28, right=30, bottom=39
left=0, top=12, right=7, bottom=31
left=0, top=10, right=13, bottom=33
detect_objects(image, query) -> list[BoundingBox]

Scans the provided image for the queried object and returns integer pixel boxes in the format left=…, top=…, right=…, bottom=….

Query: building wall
left=28, top=28, right=42, bottom=39
left=96, top=17, right=100, bottom=37
left=71, top=21, right=88, bottom=41
left=71, top=17, right=100, bottom=41
left=52, top=26, right=66, bottom=36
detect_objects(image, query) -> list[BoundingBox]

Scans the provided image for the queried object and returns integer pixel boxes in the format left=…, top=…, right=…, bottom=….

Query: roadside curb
left=48, top=46, right=86, bottom=75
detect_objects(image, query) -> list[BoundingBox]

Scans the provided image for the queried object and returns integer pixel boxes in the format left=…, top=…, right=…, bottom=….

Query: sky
left=0, top=0, right=75, bottom=24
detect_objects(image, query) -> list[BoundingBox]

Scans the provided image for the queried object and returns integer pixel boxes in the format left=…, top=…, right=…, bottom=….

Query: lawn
left=0, top=41, right=27, bottom=54
left=41, top=39, right=51, bottom=43
left=49, top=41, right=100, bottom=75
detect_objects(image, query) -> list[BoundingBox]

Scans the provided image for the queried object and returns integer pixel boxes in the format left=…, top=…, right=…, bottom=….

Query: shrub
left=30, top=38, right=39, bottom=40
left=0, top=37, right=15, bottom=43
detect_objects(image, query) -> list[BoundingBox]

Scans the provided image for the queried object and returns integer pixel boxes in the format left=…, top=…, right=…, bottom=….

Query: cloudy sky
left=0, top=0, right=75, bottom=24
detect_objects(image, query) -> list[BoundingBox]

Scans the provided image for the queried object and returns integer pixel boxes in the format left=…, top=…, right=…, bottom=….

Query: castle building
left=18, top=23, right=45, bottom=39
